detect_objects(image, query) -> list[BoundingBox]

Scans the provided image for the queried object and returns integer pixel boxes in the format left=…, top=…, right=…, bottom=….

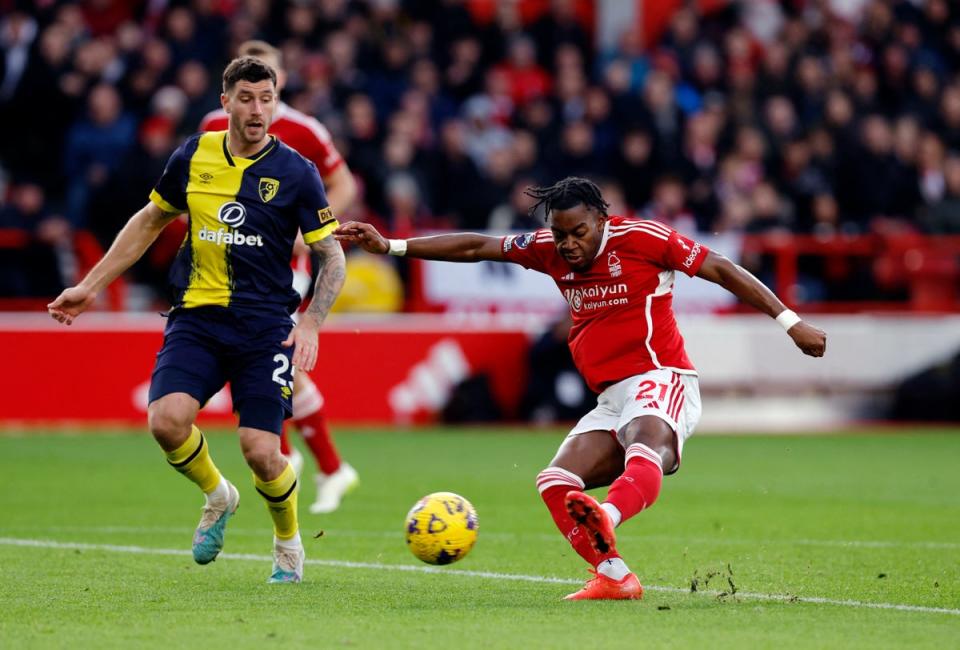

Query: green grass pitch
left=1, top=427, right=958, bottom=649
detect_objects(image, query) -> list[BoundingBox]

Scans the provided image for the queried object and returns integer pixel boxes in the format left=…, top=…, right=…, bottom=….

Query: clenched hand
left=789, top=321, right=827, bottom=357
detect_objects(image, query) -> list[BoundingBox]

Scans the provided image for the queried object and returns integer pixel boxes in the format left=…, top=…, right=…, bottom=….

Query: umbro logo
left=199, top=172, right=214, bottom=184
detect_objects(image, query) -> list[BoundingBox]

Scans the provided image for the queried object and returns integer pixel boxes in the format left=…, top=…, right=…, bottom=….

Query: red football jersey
left=502, top=216, right=710, bottom=393
left=199, top=102, right=344, bottom=177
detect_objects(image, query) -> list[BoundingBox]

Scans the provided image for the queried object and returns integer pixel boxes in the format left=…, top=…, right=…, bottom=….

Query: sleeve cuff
left=303, top=219, right=340, bottom=244
left=149, top=189, right=184, bottom=215
left=685, top=247, right=709, bottom=276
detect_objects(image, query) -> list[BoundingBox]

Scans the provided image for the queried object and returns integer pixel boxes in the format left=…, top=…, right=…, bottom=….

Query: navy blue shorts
left=148, top=306, right=295, bottom=434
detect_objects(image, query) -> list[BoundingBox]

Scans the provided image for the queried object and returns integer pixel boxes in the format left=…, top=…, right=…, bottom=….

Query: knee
left=619, top=418, right=676, bottom=469
left=148, top=401, right=194, bottom=449
left=242, top=436, right=283, bottom=478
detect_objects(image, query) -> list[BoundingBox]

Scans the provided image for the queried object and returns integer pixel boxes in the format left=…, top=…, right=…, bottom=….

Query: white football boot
left=268, top=536, right=305, bottom=584
left=309, top=462, right=359, bottom=514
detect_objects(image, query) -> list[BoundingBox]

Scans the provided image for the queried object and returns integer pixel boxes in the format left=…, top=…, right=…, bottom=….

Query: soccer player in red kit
left=200, top=41, right=359, bottom=514
left=335, top=177, right=826, bottom=600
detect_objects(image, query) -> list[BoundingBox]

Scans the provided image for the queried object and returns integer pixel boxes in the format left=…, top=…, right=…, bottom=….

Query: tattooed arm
left=304, top=235, right=347, bottom=327
left=282, top=236, right=346, bottom=372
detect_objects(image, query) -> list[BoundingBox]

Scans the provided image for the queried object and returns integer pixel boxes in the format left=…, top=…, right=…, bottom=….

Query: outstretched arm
left=282, top=235, right=346, bottom=372
left=47, top=202, right=179, bottom=324
left=696, top=251, right=827, bottom=357
left=334, top=221, right=506, bottom=262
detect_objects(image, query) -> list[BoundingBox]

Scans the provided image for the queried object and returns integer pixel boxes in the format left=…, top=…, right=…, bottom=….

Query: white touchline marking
left=1, top=537, right=957, bottom=616
left=7, top=525, right=960, bottom=550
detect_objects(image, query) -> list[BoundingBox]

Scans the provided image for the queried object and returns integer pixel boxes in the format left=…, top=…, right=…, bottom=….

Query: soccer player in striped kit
left=334, top=177, right=826, bottom=600
left=201, top=41, right=359, bottom=514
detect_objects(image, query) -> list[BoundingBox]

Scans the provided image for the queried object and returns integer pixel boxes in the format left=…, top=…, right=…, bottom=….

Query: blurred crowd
left=3, top=0, right=960, bottom=302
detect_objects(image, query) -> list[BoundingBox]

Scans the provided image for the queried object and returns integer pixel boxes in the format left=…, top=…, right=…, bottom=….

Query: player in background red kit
left=200, top=41, right=359, bottom=514
left=335, top=177, right=826, bottom=601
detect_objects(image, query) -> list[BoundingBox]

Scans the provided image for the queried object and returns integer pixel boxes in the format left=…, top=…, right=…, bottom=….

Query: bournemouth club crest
left=258, top=177, right=280, bottom=203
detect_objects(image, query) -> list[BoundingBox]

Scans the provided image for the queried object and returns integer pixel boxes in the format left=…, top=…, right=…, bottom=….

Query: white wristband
left=387, top=239, right=407, bottom=256
left=776, top=309, right=802, bottom=332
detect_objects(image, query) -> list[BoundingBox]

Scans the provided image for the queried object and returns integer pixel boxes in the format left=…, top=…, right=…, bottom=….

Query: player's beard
left=229, top=113, right=270, bottom=149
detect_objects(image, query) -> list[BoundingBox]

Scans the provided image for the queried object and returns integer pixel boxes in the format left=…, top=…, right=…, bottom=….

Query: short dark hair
left=525, top=177, right=610, bottom=220
left=222, top=56, right=277, bottom=93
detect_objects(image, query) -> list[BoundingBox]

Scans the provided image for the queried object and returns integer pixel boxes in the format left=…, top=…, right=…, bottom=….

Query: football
left=404, top=492, right=479, bottom=565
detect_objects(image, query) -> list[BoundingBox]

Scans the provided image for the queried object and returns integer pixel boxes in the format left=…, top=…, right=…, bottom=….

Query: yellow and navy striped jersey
left=149, top=131, right=338, bottom=315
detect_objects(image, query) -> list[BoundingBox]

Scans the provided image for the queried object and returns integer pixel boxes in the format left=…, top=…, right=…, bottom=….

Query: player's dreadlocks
left=525, top=177, right=610, bottom=221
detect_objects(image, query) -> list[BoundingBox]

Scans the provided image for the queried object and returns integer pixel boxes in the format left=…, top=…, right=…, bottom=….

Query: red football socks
left=295, top=409, right=341, bottom=475
left=604, top=443, right=663, bottom=524
left=537, top=468, right=611, bottom=566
